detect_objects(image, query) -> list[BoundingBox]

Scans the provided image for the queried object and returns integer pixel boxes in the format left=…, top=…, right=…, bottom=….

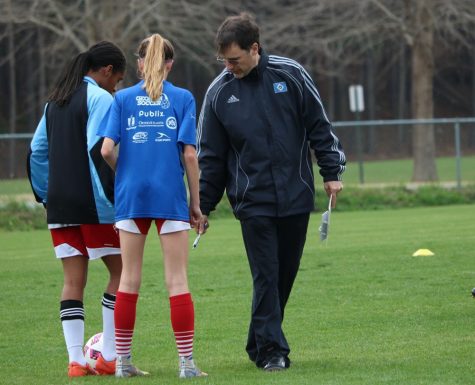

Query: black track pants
left=240, top=212, right=310, bottom=367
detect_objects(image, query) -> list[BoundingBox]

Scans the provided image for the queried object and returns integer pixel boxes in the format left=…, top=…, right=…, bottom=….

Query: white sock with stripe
left=101, top=293, right=116, bottom=361
left=60, top=300, right=86, bottom=365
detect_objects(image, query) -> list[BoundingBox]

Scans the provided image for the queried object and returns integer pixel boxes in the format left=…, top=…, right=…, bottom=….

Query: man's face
left=217, top=42, right=259, bottom=79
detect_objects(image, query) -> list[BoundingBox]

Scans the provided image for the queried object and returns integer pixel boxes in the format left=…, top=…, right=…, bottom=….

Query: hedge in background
left=0, top=201, right=46, bottom=231
left=330, top=184, right=475, bottom=211
left=213, top=184, right=475, bottom=216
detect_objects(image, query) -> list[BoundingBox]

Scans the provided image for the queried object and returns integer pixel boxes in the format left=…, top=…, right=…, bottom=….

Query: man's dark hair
left=215, top=12, right=259, bottom=53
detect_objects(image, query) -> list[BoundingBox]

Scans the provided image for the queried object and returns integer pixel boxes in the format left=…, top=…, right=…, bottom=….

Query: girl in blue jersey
left=28, top=41, right=126, bottom=378
left=100, top=34, right=207, bottom=378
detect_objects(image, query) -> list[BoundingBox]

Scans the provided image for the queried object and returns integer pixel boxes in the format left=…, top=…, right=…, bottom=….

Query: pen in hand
left=192, top=221, right=208, bottom=249
left=193, top=233, right=201, bottom=248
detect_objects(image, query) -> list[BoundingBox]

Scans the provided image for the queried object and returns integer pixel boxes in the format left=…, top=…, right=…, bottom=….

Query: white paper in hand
left=319, top=195, right=332, bottom=242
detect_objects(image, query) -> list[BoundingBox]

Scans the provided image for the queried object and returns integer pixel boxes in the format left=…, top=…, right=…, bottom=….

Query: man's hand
left=324, top=181, right=343, bottom=208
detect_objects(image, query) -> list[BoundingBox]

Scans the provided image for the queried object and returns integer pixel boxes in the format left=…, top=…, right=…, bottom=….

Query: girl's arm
left=101, top=137, right=118, bottom=172
left=182, top=144, right=202, bottom=229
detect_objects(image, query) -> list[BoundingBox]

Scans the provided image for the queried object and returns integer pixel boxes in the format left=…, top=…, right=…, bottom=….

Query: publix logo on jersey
left=166, top=117, right=177, bottom=130
left=139, top=110, right=164, bottom=118
left=136, top=93, right=170, bottom=109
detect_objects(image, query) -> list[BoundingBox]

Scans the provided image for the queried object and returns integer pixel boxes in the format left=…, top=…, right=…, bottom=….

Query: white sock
left=60, top=300, right=86, bottom=365
left=101, top=293, right=116, bottom=361
left=62, top=319, right=86, bottom=364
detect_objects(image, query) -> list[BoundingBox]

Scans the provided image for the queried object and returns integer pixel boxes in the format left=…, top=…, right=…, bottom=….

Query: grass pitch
left=0, top=204, right=474, bottom=385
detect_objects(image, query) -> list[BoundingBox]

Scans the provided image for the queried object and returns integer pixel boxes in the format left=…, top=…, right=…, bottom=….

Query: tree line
left=1, top=0, right=474, bottom=180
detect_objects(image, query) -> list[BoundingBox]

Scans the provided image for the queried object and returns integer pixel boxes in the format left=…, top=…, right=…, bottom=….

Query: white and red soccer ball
left=83, top=332, right=103, bottom=369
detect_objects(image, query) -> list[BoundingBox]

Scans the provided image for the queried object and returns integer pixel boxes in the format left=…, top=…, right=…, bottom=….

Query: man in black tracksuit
left=197, top=13, right=346, bottom=371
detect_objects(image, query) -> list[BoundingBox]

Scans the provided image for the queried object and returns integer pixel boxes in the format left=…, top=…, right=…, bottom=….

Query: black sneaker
left=263, top=355, right=286, bottom=372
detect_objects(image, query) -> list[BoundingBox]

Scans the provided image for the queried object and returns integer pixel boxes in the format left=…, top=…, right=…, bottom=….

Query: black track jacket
left=197, top=49, right=346, bottom=220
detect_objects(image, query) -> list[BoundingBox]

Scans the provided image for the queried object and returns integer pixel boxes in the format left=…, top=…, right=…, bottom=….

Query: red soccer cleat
left=95, top=354, right=116, bottom=375
left=68, top=361, right=97, bottom=377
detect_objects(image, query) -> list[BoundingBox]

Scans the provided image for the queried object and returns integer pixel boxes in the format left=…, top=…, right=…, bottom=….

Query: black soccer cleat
left=471, top=288, right=475, bottom=297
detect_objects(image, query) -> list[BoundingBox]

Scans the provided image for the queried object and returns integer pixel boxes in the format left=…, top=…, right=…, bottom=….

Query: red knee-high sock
left=170, top=293, right=195, bottom=358
left=114, top=291, right=139, bottom=357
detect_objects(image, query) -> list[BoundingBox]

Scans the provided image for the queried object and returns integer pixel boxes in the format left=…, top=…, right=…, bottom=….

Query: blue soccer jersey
left=98, top=80, right=197, bottom=222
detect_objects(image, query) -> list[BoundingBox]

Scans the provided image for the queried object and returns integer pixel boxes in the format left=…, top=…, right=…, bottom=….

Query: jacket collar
left=245, top=47, right=268, bottom=81
left=83, top=76, right=98, bottom=86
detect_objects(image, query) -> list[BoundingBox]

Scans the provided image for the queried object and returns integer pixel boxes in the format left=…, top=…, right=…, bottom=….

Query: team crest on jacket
left=273, top=82, right=288, bottom=94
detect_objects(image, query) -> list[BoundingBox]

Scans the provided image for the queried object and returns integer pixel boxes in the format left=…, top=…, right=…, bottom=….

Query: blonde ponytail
left=142, top=34, right=166, bottom=101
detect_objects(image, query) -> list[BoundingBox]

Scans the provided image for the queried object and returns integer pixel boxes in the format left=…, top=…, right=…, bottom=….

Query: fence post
left=355, top=111, right=365, bottom=184
left=454, top=121, right=462, bottom=190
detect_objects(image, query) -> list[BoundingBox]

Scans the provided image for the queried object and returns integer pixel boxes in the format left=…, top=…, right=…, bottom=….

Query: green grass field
left=1, top=204, right=474, bottom=385
left=342, top=155, right=475, bottom=184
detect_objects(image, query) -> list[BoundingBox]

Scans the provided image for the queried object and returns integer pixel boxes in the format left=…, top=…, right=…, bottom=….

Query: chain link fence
left=2, top=118, right=475, bottom=185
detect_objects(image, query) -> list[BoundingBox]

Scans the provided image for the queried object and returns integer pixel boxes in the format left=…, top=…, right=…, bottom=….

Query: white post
left=349, top=85, right=365, bottom=184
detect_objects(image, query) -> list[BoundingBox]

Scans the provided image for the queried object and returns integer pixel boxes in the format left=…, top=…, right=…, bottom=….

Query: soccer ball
left=83, top=332, right=103, bottom=368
